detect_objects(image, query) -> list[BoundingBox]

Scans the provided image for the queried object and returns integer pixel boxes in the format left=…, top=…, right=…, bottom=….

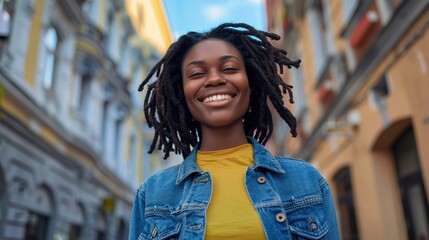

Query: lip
left=197, top=90, right=238, bottom=102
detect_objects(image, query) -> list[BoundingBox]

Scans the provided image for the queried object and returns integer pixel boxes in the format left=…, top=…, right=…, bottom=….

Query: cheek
left=183, top=82, right=194, bottom=102
left=241, top=78, right=251, bottom=102
left=182, top=82, right=199, bottom=114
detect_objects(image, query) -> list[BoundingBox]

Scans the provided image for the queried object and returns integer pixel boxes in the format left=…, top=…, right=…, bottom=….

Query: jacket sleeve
left=320, top=178, right=340, bottom=239
left=129, top=184, right=146, bottom=240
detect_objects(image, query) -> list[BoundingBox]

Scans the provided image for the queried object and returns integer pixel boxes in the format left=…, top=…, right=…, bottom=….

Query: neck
left=199, top=123, right=248, bottom=151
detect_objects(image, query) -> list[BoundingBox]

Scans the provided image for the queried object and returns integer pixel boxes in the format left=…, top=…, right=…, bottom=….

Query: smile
left=203, top=94, right=232, bottom=103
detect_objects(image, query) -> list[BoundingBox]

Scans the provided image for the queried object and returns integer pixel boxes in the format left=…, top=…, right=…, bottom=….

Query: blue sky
left=163, top=0, right=267, bottom=39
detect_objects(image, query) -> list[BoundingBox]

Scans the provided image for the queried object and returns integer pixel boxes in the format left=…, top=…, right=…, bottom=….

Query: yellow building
left=267, top=0, right=429, bottom=239
left=126, top=0, right=173, bottom=54
left=125, top=0, right=182, bottom=177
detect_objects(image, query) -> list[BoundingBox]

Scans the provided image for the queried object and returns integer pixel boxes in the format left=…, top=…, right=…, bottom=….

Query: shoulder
left=275, top=156, right=324, bottom=183
left=139, top=164, right=181, bottom=191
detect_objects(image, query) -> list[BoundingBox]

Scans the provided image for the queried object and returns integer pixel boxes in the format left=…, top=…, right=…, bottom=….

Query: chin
left=201, top=116, right=244, bottom=128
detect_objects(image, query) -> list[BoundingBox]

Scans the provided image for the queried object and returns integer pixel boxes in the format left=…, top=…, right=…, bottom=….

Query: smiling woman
left=129, top=23, right=340, bottom=240
left=182, top=39, right=251, bottom=150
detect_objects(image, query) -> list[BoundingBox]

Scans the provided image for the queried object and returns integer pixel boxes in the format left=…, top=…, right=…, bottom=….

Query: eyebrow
left=185, top=55, right=242, bottom=68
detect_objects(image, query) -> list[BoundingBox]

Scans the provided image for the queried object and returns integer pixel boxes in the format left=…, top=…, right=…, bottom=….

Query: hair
left=138, top=23, right=301, bottom=159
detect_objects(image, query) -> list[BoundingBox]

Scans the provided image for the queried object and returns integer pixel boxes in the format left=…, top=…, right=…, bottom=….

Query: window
left=68, top=203, right=85, bottom=240
left=25, top=186, right=53, bottom=239
left=114, top=117, right=123, bottom=166
left=0, top=0, right=15, bottom=38
left=78, top=73, right=92, bottom=115
left=372, top=75, right=390, bottom=97
left=68, top=224, right=82, bottom=240
left=42, top=26, right=60, bottom=89
left=96, top=231, right=106, bottom=240
left=309, top=0, right=336, bottom=82
left=119, top=44, right=131, bottom=79
left=24, top=212, right=50, bottom=240
left=393, top=128, right=429, bottom=239
left=334, top=167, right=360, bottom=240
left=348, top=1, right=382, bottom=60
left=369, top=74, right=391, bottom=126
left=143, top=140, right=152, bottom=181
left=116, top=219, right=127, bottom=240
left=131, top=65, right=143, bottom=108
left=101, top=99, right=110, bottom=151
left=128, top=134, right=136, bottom=183
left=105, top=9, right=117, bottom=59
left=96, top=213, right=106, bottom=240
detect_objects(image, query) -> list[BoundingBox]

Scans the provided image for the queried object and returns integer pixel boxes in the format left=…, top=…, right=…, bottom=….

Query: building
left=266, top=0, right=429, bottom=239
left=125, top=0, right=180, bottom=175
left=0, top=0, right=173, bottom=239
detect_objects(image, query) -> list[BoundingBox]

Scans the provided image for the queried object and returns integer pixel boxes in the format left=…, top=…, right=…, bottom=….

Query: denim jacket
left=129, top=137, right=340, bottom=240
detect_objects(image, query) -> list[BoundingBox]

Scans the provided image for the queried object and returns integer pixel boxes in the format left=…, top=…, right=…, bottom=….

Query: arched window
left=96, top=213, right=106, bottom=240
left=68, top=202, right=85, bottom=240
left=393, top=127, right=429, bottom=239
left=334, top=167, right=359, bottom=240
left=24, top=186, right=54, bottom=240
left=43, top=26, right=60, bottom=89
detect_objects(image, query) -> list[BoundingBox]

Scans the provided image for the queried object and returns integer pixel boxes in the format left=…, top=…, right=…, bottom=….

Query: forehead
left=182, top=39, right=243, bottom=64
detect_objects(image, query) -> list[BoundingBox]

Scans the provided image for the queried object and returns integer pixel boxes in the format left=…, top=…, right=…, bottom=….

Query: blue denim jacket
left=129, top=137, right=340, bottom=240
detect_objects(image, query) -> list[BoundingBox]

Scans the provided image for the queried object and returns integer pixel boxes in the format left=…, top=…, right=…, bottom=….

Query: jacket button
left=151, top=225, right=157, bottom=237
left=310, top=222, right=318, bottom=231
left=257, top=177, right=266, bottom=184
left=275, top=213, right=286, bottom=223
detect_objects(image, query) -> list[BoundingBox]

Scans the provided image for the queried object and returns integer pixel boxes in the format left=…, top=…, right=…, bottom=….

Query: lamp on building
left=102, top=197, right=116, bottom=214
left=323, top=110, right=361, bottom=139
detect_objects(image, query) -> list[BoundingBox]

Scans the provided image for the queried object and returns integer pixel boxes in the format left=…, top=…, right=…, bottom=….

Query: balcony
left=76, top=22, right=104, bottom=61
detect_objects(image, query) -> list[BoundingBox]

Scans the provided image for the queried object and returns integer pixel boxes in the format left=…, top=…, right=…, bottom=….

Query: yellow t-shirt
left=196, top=143, right=266, bottom=240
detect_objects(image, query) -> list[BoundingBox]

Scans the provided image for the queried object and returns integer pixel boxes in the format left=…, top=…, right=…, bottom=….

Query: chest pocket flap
left=289, top=214, right=328, bottom=239
left=139, top=216, right=181, bottom=240
left=286, top=196, right=329, bottom=239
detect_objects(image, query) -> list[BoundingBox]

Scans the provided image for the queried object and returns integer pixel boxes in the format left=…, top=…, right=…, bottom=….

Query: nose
left=203, top=70, right=226, bottom=87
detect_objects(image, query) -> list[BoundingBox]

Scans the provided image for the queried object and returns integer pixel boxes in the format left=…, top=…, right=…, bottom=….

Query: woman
left=129, top=23, right=339, bottom=240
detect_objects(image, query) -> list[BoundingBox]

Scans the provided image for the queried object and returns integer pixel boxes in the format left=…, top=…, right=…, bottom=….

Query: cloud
left=203, top=4, right=227, bottom=22
left=247, top=0, right=264, bottom=5
left=174, top=31, right=181, bottom=39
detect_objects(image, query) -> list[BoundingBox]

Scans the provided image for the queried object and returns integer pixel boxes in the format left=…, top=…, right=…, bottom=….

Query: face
left=182, top=39, right=250, bottom=129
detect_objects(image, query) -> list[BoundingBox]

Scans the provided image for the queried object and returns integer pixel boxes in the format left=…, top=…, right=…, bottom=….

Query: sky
left=163, top=0, right=267, bottom=39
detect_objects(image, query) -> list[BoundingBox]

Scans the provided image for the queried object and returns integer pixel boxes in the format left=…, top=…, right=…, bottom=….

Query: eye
left=189, top=71, right=204, bottom=78
left=222, top=67, right=238, bottom=73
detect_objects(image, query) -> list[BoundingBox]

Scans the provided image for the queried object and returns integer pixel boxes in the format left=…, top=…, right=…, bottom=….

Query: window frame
left=334, top=167, right=360, bottom=240
left=42, top=25, right=61, bottom=91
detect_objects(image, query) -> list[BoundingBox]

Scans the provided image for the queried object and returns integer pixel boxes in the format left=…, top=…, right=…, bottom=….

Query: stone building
left=0, top=0, right=173, bottom=239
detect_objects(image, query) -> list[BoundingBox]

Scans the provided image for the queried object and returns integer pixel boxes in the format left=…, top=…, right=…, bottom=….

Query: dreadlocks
left=138, top=23, right=301, bottom=159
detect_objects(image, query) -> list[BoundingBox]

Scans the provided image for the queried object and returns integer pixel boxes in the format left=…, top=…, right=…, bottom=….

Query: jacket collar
left=175, top=136, right=285, bottom=184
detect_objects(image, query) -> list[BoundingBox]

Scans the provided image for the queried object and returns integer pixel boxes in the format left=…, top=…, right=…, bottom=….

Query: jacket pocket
left=138, top=215, right=181, bottom=240
left=286, top=197, right=328, bottom=240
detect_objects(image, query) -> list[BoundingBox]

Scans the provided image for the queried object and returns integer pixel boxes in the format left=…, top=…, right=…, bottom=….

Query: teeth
left=204, top=94, right=231, bottom=103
